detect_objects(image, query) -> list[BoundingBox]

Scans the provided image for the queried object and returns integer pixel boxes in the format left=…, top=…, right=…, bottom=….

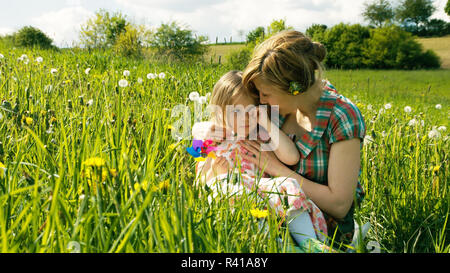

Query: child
left=193, top=71, right=329, bottom=248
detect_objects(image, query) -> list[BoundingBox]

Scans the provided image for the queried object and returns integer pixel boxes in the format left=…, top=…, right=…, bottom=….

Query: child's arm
left=257, top=108, right=300, bottom=166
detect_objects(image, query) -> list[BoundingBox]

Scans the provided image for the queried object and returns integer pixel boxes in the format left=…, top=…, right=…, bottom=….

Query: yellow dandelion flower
left=82, top=157, right=105, bottom=168
left=432, top=165, right=440, bottom=173
left=109, top=168, right=118, bottom=177
left=356, top=103, right=365, bottom=109
left=250, top=208, right=269, bottom=218
left=0, top=162, right=5, bottom=178
left=292, top=91, right=299, bottom=96
left=134, top=182, right=141, bottom=192
left=141, top=180, right=149, bottom=191
left=168, top=143, right=177, bottom=150
left=50, top=117, right=57, bottom=124
left=25, top=117, right=33, bottom=126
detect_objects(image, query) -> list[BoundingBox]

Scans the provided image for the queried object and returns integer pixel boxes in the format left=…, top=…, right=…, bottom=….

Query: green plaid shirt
left=278, top=81, right=366, bottom=245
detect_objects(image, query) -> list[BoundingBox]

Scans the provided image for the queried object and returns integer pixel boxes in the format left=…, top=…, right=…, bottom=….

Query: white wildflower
left=367, top=104, right=373, bottom=111
left=435, top=104, right=442, bottom=110
left=189, top=92, right=200, bottom=102
left=437, top=126, right=447, bottom=132
left=363, top=135, right=374, bottom=146
left=50, top=68, right=58, bottom=75
left=86, top=99, right=94, bottom=107
left=137, top=77, right=143, bottom=84
left=0, top=53, right=4, bottom=59
left=408, top=118, right=418, bottom=126
left=384, top=103, right=392, bottom=110
left=199, top=96, right=207, bottom=104
left=118, top=79, right=128, bottom=88
left=428, top=129, right=441, bottom=139
left=158, top=72, right=166, bottom=79
left=147, top=73, right=156, bottom=79
left=85, top=68, right=91, bottom=75
left=36, top=56, right=43, bottom=63
left=404, top=106, right=412, bottom=113
left=123, top=70, right=130, bottom=77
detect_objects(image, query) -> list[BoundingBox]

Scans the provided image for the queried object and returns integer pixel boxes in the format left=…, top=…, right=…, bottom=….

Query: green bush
left=80, top=9, right=128, bottom=49
left=226, top=46, right=252, bottom=70
left=113, top=25, right=149, bottom=58
left=150, top=22, right=208, bottom=61
left=364, top=25, right=440, bottom=69
left=320, top=23, right=371, bottom=69
left=310, top=23, right=440, bottom=69
left=14, top=26, right=54, bottom=49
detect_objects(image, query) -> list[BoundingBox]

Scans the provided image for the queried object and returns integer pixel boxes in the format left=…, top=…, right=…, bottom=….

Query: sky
left=0, top=0, right=448, bottom=47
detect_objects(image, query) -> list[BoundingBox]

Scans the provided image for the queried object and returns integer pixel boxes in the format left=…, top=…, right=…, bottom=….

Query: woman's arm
left=256, top=108, right=300, bottom=166
left=239, top=138, right=361, bottom=220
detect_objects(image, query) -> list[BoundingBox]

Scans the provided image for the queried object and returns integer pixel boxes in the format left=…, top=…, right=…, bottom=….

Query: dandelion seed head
left=118, top=79, right=128, bottom=88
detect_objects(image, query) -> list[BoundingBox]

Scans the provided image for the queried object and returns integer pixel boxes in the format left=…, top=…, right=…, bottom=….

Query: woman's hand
left=238, top=140, right=290, bottom=177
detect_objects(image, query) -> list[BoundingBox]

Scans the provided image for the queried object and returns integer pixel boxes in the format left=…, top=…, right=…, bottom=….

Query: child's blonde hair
left=209, top=70, right=254, bottom=128
left=243, top=30, right=327, bottom=96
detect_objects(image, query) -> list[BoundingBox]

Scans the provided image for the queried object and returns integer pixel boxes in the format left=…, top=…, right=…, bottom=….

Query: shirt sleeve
left=328, top=99, right=366, bottom=144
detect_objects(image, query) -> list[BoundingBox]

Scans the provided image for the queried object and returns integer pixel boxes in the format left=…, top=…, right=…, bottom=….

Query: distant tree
left=396, top=0, right=436, bottom=26
left=445, top=0, right=450, bottom=16
left=150, top=21, right=208, bottom=60
left=80, top=9, right=128, bottom=49
left=266, top=19, right=293, bottom=37
left=306, top=24, right=328, bottom=40
left=14, top=26, right=54, bottom=49
left=113, top=24, right=151, bottom=58
left=246, top=26, right=265, bottom=44
left=362, top=0, right=395, bottom=27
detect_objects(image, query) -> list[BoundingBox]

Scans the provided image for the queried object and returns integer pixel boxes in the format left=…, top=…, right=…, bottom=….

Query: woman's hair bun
left=312, top=42, right=326, bottom=62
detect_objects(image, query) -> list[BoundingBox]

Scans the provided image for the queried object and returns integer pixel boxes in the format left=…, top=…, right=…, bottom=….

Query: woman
left=196, top=30, right=366, bottom=248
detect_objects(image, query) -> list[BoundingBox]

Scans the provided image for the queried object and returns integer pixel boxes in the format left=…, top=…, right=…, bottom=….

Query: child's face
left=226, top=94, right=258, bottom=139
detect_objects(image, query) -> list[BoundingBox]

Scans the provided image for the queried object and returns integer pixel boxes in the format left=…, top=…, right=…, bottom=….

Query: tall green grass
left=0, top=46, right=448, bottom=252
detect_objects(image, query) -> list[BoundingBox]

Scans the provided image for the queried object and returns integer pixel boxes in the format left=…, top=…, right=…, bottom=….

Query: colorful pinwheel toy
left=186, top=139, right=217, bottom=162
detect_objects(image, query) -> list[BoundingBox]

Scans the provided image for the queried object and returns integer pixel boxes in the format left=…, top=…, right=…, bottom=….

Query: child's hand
left=212, top=156, right=230, bottom=175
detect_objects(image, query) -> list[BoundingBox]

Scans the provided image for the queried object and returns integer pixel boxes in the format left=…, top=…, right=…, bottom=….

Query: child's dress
left=194, top=122, right=328, bottom=242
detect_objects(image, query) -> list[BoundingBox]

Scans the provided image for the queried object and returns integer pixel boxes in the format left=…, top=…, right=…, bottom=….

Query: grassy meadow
left=0, top=43, right=448, bottom=253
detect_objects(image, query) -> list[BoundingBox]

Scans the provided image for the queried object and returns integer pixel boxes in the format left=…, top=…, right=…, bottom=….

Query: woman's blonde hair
left=242, top=30, right=327, bottom=96
left=209, top=70, right=253, bottom=128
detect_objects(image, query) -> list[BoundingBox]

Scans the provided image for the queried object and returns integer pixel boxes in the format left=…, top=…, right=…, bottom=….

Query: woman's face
left=253, top=77, right=295, bottom=116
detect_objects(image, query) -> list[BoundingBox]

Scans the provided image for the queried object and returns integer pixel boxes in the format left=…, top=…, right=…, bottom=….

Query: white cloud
left=31, top=6, right=94, bottom=47
left=0, top=27, right=15, bottom=36
left=431, top=0, right=450, bottom=21
left=115, top=0, right=367, bottom=42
